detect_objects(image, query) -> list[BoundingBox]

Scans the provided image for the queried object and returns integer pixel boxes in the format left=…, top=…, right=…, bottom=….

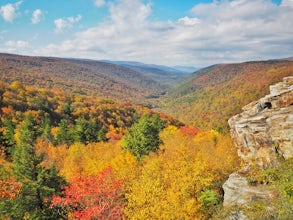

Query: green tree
left=41, top=116, right=53, bottom=142
left=62, top=100, right=72, bottom=116
left=123, top=114, right=164, bottom=160
left=86, top=117, right=100, bottom=143
left=56, top=119, right=74, bottom=146
left=1, top=115, right=16, bottom=157
left=74, top=117, right=88, bottom=144
left=4, top=114, right=66, bottom=219
left=74, top=117, right=100, bottom=144
left=98, top=128, right=108, bottom=142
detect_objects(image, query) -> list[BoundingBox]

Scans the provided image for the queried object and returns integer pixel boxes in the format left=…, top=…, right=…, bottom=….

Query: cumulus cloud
left=0, top=1, right=22, bottom=22
left=38, top=0, right=293, bottom=67
left=31, top=9, right=43, bottom=24
left=54, top=15, right=82, bottom=33
left=94, top=0, right=106, bottom=7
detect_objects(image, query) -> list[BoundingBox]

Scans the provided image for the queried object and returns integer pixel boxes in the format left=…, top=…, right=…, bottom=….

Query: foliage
left=51, top=167, right=124, bottom=220
left=123, top=114, right=165, bottom=160
left=0, top=114, right=66, bottom=219
left=215, top=159, right=293, bottom=220
left=163, top=61, right=293, bottom=132
left=0, top=114, right=16, bottom=158
left=261, top=159, right=293, bottom=200
left=0, top=80, right=180, bottom=148
left=0, top=76, right=244, bottom=219
left=0, top=178, right=22, bottom=200
left=124, top=128, right=240, bottom=219
left=199, top=190, right=221, bottom=211
left=0, top=53, right=165, bottom=105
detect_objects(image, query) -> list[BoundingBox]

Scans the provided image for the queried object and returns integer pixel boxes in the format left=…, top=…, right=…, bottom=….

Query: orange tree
left=51, top=167, right=124, bottom=220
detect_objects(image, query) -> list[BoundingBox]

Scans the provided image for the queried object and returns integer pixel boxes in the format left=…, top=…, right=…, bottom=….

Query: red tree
left=51, top=167, right=124, bottom=220
left=0, top=178, right=22, bottom=200
left=180, top=125, right=199, bottom=136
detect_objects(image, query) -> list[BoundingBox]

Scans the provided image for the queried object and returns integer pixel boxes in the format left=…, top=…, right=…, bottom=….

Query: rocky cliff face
left=228, top=76, right=293, bottom=169
left=223, top=76, right=293, bottom=208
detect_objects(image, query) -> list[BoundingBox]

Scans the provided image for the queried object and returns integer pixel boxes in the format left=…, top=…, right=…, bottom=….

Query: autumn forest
left=0, top=54, right=293, bottom=219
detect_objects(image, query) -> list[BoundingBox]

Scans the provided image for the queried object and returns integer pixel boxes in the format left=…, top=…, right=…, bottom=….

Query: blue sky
left=0, top=0, right=291, bottom=67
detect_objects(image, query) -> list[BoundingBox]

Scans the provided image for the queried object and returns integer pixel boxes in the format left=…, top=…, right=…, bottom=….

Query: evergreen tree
left=86, top=117, right=99, bottom=143
left=74, top=117, right=88, bottom=144
left=123, top=114, right=165, bottom=160
left=56, top=119, right=74, bottom=146
left=0, top=115, right=16, bottom=157
left=98, top=128, right=108, bottom=142
left=41, top=116, right=53, bottom=143
left=5, top=114, right=66, bottom=219
left=62, top=100, right=72, bottom=116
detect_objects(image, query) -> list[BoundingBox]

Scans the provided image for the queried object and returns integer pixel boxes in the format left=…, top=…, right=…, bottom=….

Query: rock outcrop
left=223, top=76, right=293, bottom=208
left=228, top=76, right=293, bottom=169
left=223, top=172, right=276, bottom=207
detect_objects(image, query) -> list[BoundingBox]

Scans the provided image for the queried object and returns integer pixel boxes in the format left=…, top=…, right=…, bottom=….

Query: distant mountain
left=0, top=53, right=165, bottom=105
left=172, top=65, right=197, bottom=73
left=162, top=59, right=293, bottom=131
left=102, top=60, right=190, bottom=86
left=281, top=57, right=293, bottom=61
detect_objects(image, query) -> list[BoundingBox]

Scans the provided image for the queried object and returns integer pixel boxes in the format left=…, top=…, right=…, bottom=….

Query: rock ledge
left=224, top=77, right=293, bottom=208
left=228, top=76, right=293, bottom=169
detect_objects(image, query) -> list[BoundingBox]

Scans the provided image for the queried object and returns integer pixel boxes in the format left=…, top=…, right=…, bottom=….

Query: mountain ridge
left=0, top=53, right=174, bottom=105
left=162, top=59, right=293, bottom=131
left=101, top=60, right=191, bottom=86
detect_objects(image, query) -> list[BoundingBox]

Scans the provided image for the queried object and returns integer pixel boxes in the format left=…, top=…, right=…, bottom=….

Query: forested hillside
left=0, top=53, right=179, bottom=106
left=1, top=54, right=292, bottom=219
left=0, top=80, right=239, bottom=219
left=105, top=60, right=191, bottom=86
left=162, top=60, right=293, bottom=132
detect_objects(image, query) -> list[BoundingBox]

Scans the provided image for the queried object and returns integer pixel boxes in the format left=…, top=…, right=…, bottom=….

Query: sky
left=0, top=0, right=292, bottom=67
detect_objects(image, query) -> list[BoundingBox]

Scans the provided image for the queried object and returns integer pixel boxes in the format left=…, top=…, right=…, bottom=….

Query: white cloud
left=178, top=16, right=200, bottom=26
left=94, top=0, right=106, bottom=7
left=0, top=1, right=22, bottom=22
left=5, top=40, right=29, bottom=48
left=31, top=9, right=43, bottom=24
left=54, top=15, right=82, bottom=33
left=282, top=0, right=293, bottom=7
left=37, top=0, right=293, bottom=67
left=1, top=40, right=31, bottom=55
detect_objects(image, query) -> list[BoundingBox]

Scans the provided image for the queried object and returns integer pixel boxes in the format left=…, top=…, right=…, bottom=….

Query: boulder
left=223, top=172, right=276, bottom=207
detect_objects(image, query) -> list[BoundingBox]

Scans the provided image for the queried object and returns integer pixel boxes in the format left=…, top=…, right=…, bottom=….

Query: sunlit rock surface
left=224, top=77, right=293, bottom=209
left=228, top=76, right=293, bottom=169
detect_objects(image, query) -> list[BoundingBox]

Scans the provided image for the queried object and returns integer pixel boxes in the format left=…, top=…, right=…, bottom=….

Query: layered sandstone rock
left=224, top=77, right=293, bottom=209
left=228, top=76, right=293, bottom=169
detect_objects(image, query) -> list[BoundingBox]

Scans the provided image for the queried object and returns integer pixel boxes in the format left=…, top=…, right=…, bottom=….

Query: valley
left=0, top=53, right=186, bottom=107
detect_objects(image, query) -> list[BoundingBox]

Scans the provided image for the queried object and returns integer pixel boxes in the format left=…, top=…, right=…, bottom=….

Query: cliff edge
left=223, top=76, right=293, bottom=209
left=228, top=76, right=293, bottom=169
